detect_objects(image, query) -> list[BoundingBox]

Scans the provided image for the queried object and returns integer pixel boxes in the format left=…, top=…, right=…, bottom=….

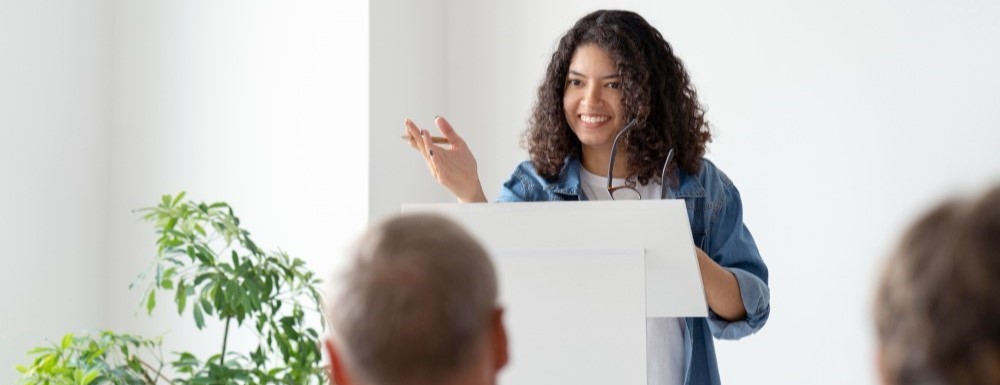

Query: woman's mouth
left=579, top=114, right=611, bottom=125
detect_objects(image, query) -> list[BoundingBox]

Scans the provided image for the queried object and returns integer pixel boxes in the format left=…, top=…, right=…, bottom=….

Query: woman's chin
left=572, top=124, right=619, bottom=148
left=576, top=135, right=614, bottom=151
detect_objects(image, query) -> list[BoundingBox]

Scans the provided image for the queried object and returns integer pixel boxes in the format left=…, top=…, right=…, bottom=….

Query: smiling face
left=563, top=44, right=625, bottom=157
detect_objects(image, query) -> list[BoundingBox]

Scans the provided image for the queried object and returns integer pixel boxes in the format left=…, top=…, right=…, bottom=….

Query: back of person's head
left=526, top=9, right=711, bottom=182
left=324, top=213, right=507, bottom=385
left=875, top=185, right=1000, bottom=385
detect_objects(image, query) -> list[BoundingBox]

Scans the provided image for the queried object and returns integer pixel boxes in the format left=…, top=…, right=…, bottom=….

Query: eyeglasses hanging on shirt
left=607, top=119, right=676, bottom=200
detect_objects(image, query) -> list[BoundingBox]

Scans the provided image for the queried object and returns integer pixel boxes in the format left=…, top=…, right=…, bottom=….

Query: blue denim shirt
left=496, top=157, right=770, bottom=385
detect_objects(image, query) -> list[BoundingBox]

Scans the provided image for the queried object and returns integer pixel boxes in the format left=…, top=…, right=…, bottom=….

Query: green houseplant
left=16, top=192, right=327, bottom=385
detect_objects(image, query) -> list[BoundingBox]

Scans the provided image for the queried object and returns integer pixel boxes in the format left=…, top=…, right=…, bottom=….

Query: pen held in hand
left=400, top=134, right=450, bottom=144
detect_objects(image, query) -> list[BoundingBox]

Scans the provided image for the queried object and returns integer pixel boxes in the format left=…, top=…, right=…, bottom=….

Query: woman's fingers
left=403, top=119, right=418, bottom=150
left=404, top=118, right=424, bottom=153
left=421, top=128, right=442, bottom=160
left=424, top=128, right=451, bottom=177
left=435, top=116, right=466, bottom=149
left=404, top=116, right=481, bottom=201
left=405, top=118, right=440, bottom=179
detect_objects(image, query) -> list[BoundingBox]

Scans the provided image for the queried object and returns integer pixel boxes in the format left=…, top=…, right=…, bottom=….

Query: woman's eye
left=607, top=82, right=621, bottom=89
left=568, top=79, right=582, bottom=87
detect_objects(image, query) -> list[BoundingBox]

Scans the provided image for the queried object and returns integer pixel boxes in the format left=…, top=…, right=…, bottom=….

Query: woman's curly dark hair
left=524, top=9, right=712, bottom=184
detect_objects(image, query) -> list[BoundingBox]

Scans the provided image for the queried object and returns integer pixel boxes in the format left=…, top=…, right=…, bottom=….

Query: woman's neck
left=580, top=145, right=630, bottom=178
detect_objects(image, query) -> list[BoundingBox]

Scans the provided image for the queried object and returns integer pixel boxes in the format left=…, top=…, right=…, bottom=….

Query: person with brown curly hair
left=404, top=9, right=769, bottom=385
left=874, top=185, right=1000, bottom=385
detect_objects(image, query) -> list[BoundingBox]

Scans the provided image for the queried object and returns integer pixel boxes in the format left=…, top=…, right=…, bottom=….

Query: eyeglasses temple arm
left=607, top=119, right=638, bottom=194
left=660, top=148, right=675, bottom=200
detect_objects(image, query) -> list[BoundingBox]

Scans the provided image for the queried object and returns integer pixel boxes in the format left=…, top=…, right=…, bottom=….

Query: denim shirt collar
left=672, top=167, right=707, bottom=199
left=543, top=156, right=707, bottom=199
left=542, top=157, right=584, bottom=197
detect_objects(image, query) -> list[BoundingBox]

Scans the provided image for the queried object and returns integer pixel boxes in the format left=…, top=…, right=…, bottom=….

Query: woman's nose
left=581, top=84, right=603, bottom=106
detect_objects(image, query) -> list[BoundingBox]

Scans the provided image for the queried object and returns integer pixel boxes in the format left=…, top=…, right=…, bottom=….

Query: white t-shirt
left=580, top=167, right=687, bottom=385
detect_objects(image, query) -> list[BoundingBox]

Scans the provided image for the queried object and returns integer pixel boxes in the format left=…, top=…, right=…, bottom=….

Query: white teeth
left=581, top=115, right=610, bottom=124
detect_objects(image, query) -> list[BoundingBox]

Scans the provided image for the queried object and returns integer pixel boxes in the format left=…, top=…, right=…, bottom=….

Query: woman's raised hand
left=404, top=116, right=488, bottom=203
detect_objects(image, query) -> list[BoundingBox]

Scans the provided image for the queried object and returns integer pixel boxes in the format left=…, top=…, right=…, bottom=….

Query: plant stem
left=220, top=317, right=231, bottom=366
left=137, top=358, right=177, bottom=384
left=138, top=365, right=156, bottom=385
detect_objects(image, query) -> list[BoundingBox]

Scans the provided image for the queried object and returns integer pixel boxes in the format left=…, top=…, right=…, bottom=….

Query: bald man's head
left=324, top=213, right=507, bottom=385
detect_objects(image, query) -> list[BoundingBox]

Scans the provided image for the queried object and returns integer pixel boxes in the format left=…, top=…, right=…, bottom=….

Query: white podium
left=402, top=200, right=706, bottom=385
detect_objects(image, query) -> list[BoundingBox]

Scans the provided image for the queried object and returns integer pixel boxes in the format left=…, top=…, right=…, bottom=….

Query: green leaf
left=194, top=271, right=215, bottom=286
left=193, top=303, right=205, bottom=329
left=163, top=267, right=177, bottom=282
left=246, top=279, right=261, bottom=311
left=74, top=367, right=84, bottom=384
left=61, top=333, right=73, bottom=349
left=213, top=282, right=225, bottom=312
left=155, top=265, right=163, bottom=286
left=171, top=191, right=187, bottom=206
left=80, top=368, right=100, bottom=385
left=164, top=238, right=184, bottom=249
left=272, top=300, right=282, bottom=316
left=193, top=245, right=215, bottom=265
left=127, top=355, right=142, bottom=373
left=26, top=346, right=51, bottom=355
left=200, top=297, right=214, bottom=316
left=176, top=280, right=188, bottom=314
left=146, top=290, right=156, bottom=315
left=165, top=217, right=178, bottom=232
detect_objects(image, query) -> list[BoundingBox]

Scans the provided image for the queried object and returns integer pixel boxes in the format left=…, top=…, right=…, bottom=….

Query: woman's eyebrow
left=567, top=70, right=621, bottom=80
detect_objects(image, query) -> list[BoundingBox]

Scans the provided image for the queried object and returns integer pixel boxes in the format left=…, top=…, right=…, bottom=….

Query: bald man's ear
left=491, top=307, right=509, bottom=371
left=325, top=338, right=352, bottom=385
left=875, top=346, right=889, bottom=385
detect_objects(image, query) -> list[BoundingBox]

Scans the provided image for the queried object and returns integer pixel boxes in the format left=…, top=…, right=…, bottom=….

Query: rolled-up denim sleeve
left=705, top=176, right=770, bottom=340
left=496, top=162, right=540, bottom=202
left=497, top=173, right=527, bottom=202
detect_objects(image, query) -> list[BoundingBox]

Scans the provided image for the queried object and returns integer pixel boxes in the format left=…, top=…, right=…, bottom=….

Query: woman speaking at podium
left=403, top=9, right=769, bottom=385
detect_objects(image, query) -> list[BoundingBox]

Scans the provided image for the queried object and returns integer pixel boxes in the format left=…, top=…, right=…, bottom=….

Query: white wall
left=0, top=1, right=111, bottom=384
left=372, top=1, right=1000, bottom=384
left=1, top=1, right=368, bottom=381
left=445, top=1, right=576, bottom=202
left=108, top=0, right=368, bottom=363
left=369, top=0, right=451, bottom=221
left=659, top=3, right=999, bottom=384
